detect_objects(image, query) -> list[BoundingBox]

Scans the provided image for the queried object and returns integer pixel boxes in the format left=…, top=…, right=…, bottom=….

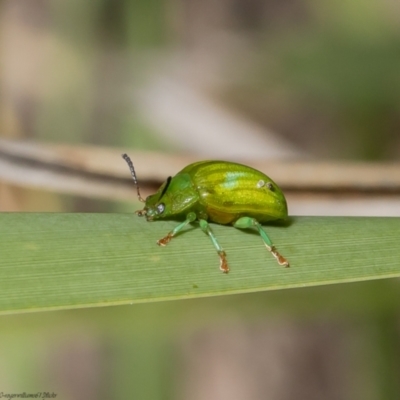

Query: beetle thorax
left=140, top=173, right=200, bottom=221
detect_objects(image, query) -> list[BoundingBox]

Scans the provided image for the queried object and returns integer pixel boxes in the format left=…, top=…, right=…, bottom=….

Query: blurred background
left=1, top=0, right=400, bottom=398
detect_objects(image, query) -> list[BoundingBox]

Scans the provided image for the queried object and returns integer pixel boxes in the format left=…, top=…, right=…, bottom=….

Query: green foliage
left=0, top=213, right=399, bottom=314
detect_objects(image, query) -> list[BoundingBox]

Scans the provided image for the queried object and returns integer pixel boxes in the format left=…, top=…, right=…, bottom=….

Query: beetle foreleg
left=199, top=220, right=229, bottom=273
left=233, top=217, right=289, bottom=268
left=157, top=212, right=196, bottom=246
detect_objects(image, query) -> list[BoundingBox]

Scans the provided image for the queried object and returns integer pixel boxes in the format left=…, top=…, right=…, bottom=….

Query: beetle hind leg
left=234, top=217, right=289, bottom=268
left=157, top=212, right=196, bottom=246
left=199, top=219, right=229, bottom=273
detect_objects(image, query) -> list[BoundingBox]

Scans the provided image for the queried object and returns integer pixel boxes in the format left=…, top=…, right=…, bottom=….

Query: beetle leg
left=157, top=212, right=196, bottom=246
left=234, top=217, right=289, bottom=268
left=199, top=219, right=229, bottom=273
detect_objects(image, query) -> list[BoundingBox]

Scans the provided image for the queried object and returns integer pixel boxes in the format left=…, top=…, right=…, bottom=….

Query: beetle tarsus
left=270, top=246, right=290, bottom=267
left=135, top=210, right=146, bottom=217
left=157, top=232, right=173, bottom=246
left=218, top=250, right=229, bottom=273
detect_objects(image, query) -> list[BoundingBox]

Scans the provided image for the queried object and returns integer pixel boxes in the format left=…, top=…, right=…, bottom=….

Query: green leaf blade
left=0, top=214, right=399, bottom=314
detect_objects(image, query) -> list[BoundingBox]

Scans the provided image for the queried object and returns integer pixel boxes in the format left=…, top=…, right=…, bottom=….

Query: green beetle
left=122, top=154, right=289, bottom=273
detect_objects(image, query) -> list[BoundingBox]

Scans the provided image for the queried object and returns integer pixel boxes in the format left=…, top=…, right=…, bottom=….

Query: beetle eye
left=157, top=203, right=165, bottom=214
left=267, top=182, right=274, bottom=190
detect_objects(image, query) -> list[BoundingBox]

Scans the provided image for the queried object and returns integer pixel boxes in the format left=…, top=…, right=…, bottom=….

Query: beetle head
left=137, top=177, right=173, bottom=221
left=123, top=154, right=182, bottom=220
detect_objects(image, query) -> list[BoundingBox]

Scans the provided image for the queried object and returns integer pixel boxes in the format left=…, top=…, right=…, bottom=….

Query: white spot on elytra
left=256, top=180, right=265, bottom=188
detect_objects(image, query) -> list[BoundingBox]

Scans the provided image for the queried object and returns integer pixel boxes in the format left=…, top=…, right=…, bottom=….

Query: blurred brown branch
left=0, top=138, right=400, bottom=216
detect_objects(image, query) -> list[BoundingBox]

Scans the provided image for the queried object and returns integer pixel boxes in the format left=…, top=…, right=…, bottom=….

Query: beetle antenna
left=122, top=153, right=145, bottom=203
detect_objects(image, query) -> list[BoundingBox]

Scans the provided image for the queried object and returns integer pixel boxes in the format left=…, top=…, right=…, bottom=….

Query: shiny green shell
left=143, top=161, right=288, bottom=225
